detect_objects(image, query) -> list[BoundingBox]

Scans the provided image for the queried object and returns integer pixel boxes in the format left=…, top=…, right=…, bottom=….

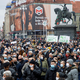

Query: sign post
left=43, top=21, right=47, bottom=39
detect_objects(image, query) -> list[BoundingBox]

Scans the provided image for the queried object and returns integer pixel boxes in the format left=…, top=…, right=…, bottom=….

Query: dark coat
left=0, top=68, right=16, bottom=79
left=23, top=65, right=41, bottom=80
left=16, top=62, right=22, bottom=78
left=45, top=66, right=58, bottom=80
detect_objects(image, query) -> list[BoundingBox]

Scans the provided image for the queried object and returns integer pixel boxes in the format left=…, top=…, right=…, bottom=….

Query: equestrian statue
left=54, top=4, right=75, bottom=25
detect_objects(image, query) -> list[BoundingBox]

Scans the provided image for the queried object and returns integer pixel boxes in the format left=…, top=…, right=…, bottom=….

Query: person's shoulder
left=0, top=69, right=4, bottom=72
left=25, top=66, right=30, bottom=70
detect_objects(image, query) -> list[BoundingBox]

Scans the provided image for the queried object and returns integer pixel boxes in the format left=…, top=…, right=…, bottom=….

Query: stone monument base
left=54, top=25, right=77, bottom=39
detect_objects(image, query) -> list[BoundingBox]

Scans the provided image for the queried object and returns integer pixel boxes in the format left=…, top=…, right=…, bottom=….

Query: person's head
left=18, top=55, right=23, bottom=62
left=29, top=59, right=35, bottom=68
left=0, top=56, right=4, bottom=63
left=61, top=49, right=64, bottom=54
left=8, top=57, right=12, bottom=65
left=57, top=55, right=61, bottom=61
left=3, top=54, right=8, bottom=60
left=66, top=59, right=73, bottom=68
left=13, top=58, right=17, bottom=64
left=5, top=76, right=14, bottom=80
left=73, top=51, right=77, bottom=56
left=3, top=70, right=12, bottom=78
left=66, top=51, right=70, bottom=56
left=51, top=60, right=56, bottom=68
left=40, top=54, right=44, bottom=60
left=22, top=52, right=26, bottom=57
left=60, top=61, right=65, bottom=68
left=28, top=51, right=33, bottom=55
left=28, top=51, right=33, bottom=58
left=77, top=49, right=80, bottom=55
left=3, top=61, right=10, bottom=70
left=78, top=45, right=80, bottom=48
left=12, top=52, right=17, bottom=58
left=49, top=53, right=53, bottom=58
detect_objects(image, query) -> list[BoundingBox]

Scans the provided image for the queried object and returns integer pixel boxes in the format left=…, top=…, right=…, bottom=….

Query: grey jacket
left=21, top=62, right=29, bottom=74
left=66, top=66, right=78, bottom=80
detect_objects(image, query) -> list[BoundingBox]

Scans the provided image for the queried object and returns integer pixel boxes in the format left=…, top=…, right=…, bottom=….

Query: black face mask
left=14, top=62, right=17, bottom=65
left=18, top=59, right=22, bottom=61
left=58, top=58, right=61, bottom=60
left=24, top=60, right=28, bottom=63
left=28, top=54, right=33, bottom=58
left=0, top=60, right=2, bottom=63
left=35, top=51, right=38, bottom=53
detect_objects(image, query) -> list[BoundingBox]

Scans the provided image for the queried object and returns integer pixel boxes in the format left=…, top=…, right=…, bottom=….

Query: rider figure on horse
left=61, top=4, right=68, bottom=17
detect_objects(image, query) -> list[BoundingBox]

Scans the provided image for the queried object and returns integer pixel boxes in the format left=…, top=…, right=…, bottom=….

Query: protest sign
left=59, top=35, right=70, bottom=43
left=47, top=35, right=58, bottom=42
left=11, top=41, right=17, bottom=44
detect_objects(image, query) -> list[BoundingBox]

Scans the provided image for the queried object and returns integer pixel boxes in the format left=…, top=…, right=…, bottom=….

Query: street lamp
left=20, top=5, right=27, bottom=38
left=43, top=20, right=47, bottom=39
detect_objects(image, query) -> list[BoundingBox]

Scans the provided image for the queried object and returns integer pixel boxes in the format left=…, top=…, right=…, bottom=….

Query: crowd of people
left=0, top=38, right=80, bottom=80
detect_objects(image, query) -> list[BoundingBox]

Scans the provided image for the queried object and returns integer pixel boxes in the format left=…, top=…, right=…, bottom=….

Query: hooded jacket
left=65, top=65, right=78, bottom=80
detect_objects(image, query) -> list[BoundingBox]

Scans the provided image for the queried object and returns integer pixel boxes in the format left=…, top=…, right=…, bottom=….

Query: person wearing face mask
left=18, top=55, right=25, bottom=68
left=13, top=58, right=22, bottom=80
left=65, top=59, right=78, bottom=80
left=0, top=61, right=17, bottom=80
left=52, top=49, right=54, bottom=54
left=48, top=53, right=53, bottom=67
left=27, top=51, right=33, bottom=58
left=56, top=72, right=67, bottom=80
left=58, top=61, right=66, bottom=73
left=38, top=54, right=48, bottom=80
left=45, top=60, right=58, bottom=80
left=23, top=59, right=41, bottom=80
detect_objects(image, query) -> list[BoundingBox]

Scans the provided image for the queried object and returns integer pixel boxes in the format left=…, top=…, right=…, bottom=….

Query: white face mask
left=29, top=65, right=33, bottom=68
left=41, top=57, right=43, bottom=60
left=3, top=77, right=5, bottom=80
left=66, top=63, right=69, bottom=68
left=56, top=77, right=59, bottom=80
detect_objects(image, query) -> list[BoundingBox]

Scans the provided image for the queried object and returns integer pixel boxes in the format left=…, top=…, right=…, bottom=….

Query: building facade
left=4, top=0, right=80, bottom=39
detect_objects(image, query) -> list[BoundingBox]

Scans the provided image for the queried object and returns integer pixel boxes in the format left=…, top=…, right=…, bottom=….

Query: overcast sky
left=0, top=0, right=12, bottom=28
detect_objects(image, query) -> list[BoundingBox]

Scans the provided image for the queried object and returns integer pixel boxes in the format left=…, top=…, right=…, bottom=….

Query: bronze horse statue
left=54, top=8, right=75, bottom=25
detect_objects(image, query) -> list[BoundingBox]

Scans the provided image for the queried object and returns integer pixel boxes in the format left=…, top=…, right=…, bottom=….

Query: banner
left=59, top=35, right=70, bottom=43
left=10, top=4, right=72, bottom=31
left=47, top=35, right=58, bottom=42
left=11, top=41, right=17, bottom=44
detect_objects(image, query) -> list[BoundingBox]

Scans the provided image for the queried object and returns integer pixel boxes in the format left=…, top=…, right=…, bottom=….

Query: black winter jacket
left=23, top=65, right=41, bottom=80
left=45, top=66, right=58, bottom=80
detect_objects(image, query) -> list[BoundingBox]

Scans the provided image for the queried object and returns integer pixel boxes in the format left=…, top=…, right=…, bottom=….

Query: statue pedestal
left=54, top=25, right=77, bottom=39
